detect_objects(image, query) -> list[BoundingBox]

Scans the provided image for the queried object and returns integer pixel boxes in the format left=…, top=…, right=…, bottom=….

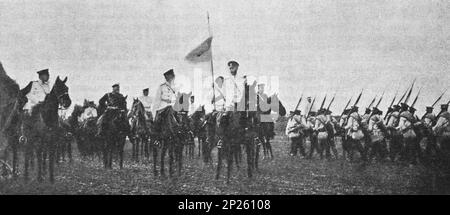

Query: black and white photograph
left=0, top=0, right=449, bottom=197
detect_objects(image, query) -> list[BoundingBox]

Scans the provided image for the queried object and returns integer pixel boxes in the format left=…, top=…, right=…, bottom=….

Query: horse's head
left=53, top=76, right=72, bottom=109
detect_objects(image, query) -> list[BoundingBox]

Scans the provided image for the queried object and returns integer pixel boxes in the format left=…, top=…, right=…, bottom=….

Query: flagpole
left=207, top=11, right=216, bottom=111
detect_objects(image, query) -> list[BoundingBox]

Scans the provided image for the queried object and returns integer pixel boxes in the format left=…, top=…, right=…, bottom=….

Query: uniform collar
left=38, top=80, right=49, bottom=85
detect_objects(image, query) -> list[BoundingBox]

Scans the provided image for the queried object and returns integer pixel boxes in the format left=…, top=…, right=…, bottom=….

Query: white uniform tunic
left=78, top=107, right=98, bottom=122
left=152, top=81, right=177, bottom=116
left=23, top=80, right=51, bottom=111
left=138, top=95, right=153, bottom=112
left=205, top=85, right=226, bottom=113
left=223, top=75, right=245, bottom=111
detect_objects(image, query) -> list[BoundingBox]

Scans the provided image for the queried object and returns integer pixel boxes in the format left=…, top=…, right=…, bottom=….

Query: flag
left=185, top=36, right=213, bottom=63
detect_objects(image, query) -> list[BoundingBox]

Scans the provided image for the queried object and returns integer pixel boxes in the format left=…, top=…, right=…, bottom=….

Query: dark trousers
left=290, top=136, right=305, bottom=156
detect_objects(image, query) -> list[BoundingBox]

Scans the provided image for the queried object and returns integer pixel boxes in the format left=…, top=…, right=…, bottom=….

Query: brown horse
left=214, top=81, right=260, bottom=183
left=20, top=76, right=72, bottom=183
left=129, top=98, right=152, bottom=162
left=0, top=62, right=22, bottom=179
left=98, top=96, right=129, bottom=169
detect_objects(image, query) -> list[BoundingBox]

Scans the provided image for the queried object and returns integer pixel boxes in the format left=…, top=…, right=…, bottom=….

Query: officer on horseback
left=152, top=69, right=178, bottom=133
left=20, top=69, right=51, bottom=113
left=138, top=88, right=153, bottom=121
left=223, top=61, right=245, bottom=111
left=96, top=83, right=127, bottom=136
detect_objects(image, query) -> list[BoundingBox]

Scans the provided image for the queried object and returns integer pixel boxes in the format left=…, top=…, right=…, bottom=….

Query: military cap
left=372, top=107, right=382, bottom=115
left=143, top=88, right=149, bottom=92
left=351, top=106, right=359, bottom=112
left=392, top=104, right=400, bottom=110
left=343, top=109, right=351, bottom=115
left=112, top=83, right=120, bottom=88
left=426, top=106, right=434, bottom=112
left=325, top=109, right=332, bottom=115
left=441, top=104, right=449, bottom=109
left=409, top=106, right=416, bottom=113
left=365, top=108, right=371, bottom=114
left=227, top=61, right=239, bottom=67
left=400, top=103, right=409, bottom=109
left=309, top=111, right=317, bottom=117
left=163, top=69, right=175, bottom=77
left=37, top=69, right=49, bottom=76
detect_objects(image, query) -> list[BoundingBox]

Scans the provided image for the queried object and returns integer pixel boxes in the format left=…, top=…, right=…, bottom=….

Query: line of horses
left=1, top=72, right=286, bottom=184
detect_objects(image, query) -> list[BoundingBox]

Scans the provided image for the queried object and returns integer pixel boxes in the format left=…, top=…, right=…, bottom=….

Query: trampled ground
left=0, top=135, right=445, bottom=195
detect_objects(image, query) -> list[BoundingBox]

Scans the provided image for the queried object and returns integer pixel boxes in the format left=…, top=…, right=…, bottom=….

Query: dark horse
left=191, top=108, right=207, bottom=160
left=20, top=76, right=72, bottom=183
left=98, top=96, right=129, bottom=169
left=129, top=98, right=153, bottom=162
left=69, top=103, right=102, bottom=160
left=214, top=81, right=260, bottom=183
left=153, top=92, right=191, bottom=177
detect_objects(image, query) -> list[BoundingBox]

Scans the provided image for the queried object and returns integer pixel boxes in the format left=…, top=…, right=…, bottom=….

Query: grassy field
left=0, top=135, right=445, bottom=195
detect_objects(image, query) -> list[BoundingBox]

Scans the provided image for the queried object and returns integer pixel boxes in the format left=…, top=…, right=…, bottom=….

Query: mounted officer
left=223, top=61, right=245, bottom=111
left=96, top=83, right=127, bottom=136
left=138, top=88, right=153, bottom=121
left=152, top=69, right=178, bottom=134
left=20, top=69, right=52, bottom=114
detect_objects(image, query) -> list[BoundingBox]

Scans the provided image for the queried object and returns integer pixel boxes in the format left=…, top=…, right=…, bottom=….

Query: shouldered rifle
left=397, top=79, right=416, bottom=105
left=431, top=89, right=447, bottom=108
left=384, top=91, right=397, bottom=120
left=340, top=96, right=352, bottom=119
left=289, top=94, right=303, bottom=119
left=353, top=89, right=363, bottom=107
left=326, top=93, right=336, bottom=112
left=319, top=94, right=327, bottom=110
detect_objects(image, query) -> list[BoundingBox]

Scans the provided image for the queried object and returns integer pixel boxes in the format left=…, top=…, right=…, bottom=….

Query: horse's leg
left=178, top=142, right=183, bottom=176
left=36, top=145, right=43, bottom=182
left=246, top=142, right=253, bottom=178
left=255, top=142, right=260, bottom=170
left=226, top=144, right=233, bottom=184
left=216, top=147, right=223, bottom=180
left=68, top=138, right=73, bottom=163
left=49, top=141, right=55, bottom=183
left=198, top=137, right=202, bottom=158
left=119, top=140, right=124, bottom=169
left=11, top=139, right=18, bottom=178
left=160, top=141, right=166, bottom=178
left=152, top=141, right=158, bottom=176
left=169, top=142, right=174, bottom=178
left=24, top=143, right=30, bottom=181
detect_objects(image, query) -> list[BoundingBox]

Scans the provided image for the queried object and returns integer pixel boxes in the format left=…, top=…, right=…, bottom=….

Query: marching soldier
left=344, top=106, right=366, bottom=162
left=339, top=108, right=352, bottom=160
left=223, top=61, right=245, bottom=111
left=20, top=69, right=52, bottom=113
left=313, top=108, right=330, bottom=159
left=386, top=104, right=402, bottom=161
left=325, top=109, right=339, bottom=159
left=306, top=111, right=318, bottom=159
left=286, top=110, right=306, bottom=157
left=96, top=83, right=128, bottom=136
left=396, top=104, right=419, bottom=165
left=420, top=106, right=437, bottom=160
left=368, top=107, right=387, bottom=161
left=138, top=88, right=153, bottom=121
left=433, top=104, right=450, bottom=155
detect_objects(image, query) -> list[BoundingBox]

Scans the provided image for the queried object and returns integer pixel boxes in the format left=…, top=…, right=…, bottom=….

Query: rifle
left=403, top=79, right=416, bottom=105
left=410, top=87, right=422, bottom=108
left=289, top=94, right=303, bottom=119
left=375, top=91, right=384, bottom=108
left=384, top=91, right=397, bottom=120
left=367, top=95, right=377, bottom=109
left=319, top=94, right=327, bottom=110
left=353, top=89, right=363, bottom=107
left=326, top=93, right=336, bottom=112
left=431, top=89, right=447, bottom=108
left=340, top=96, right=352, bottom=119
left=397, top=79, right=416, bottom=105
left=306, top=96, right=316, bottom=119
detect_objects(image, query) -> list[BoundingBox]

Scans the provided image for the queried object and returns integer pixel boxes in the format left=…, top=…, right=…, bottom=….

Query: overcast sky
left=0, top=0, right=449, bottom=115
